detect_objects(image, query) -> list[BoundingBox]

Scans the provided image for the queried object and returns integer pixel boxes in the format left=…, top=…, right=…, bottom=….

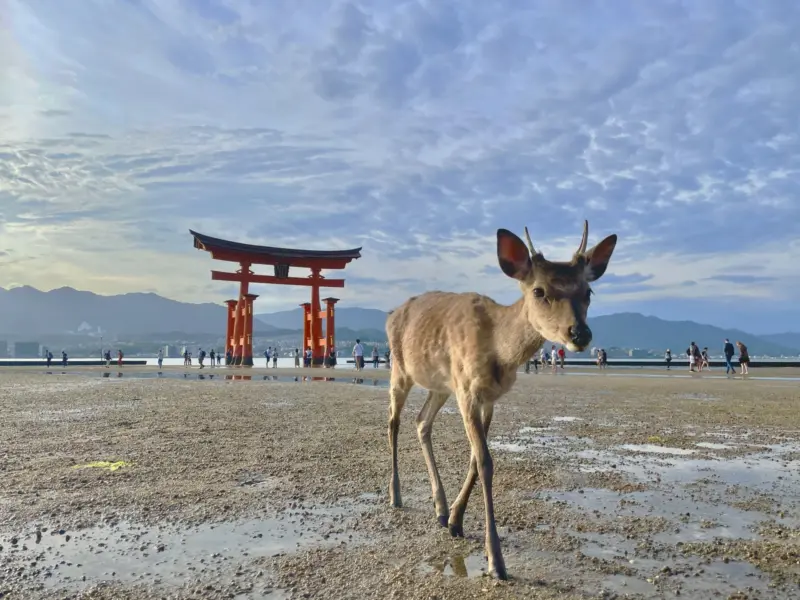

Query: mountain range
left=0, top=286, right=798, bottom=356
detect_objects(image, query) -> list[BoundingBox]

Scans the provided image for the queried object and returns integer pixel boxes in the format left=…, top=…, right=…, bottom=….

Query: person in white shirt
left=353, top=339, right=364, bottom=371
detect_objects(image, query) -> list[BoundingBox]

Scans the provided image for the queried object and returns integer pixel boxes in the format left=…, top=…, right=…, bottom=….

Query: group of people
left=665, top=338, right=750, bottom=375
left=524, top=345, right=568, bottom=373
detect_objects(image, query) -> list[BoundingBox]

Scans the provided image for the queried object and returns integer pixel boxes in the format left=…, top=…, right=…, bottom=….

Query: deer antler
left=576, top=220, right=589, bottom=255
left=523, top=226, right=536, bottom=257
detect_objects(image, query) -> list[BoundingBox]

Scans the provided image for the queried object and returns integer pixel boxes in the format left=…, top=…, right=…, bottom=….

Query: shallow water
left=1, top=499, right=369, bottom=593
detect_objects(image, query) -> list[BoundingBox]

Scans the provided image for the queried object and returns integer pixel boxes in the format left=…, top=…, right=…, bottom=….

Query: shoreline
left=11, top=363, right=800, bottom=381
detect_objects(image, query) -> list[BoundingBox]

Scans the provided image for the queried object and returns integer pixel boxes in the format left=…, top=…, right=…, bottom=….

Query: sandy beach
left=1, top=368, right=799, bottom=599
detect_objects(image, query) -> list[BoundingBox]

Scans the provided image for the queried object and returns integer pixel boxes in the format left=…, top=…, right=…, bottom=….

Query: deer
left=385, top=220, right=617, bottom=580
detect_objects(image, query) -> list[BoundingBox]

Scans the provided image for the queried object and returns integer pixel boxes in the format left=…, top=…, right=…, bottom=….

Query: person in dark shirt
left=723, top=339, right=736, bottom=375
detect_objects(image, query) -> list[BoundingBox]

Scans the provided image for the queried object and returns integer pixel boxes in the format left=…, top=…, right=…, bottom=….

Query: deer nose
left=569, top=323, right=592, bottom=349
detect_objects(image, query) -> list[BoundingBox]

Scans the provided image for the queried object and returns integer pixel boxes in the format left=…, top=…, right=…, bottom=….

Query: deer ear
left=497, top=229, right=532, bottom=280
left=584, top=234, right=617, bottom=282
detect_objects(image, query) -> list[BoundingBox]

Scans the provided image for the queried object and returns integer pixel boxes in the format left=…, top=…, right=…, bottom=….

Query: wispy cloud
left=1, top=0, right=799, bottom=330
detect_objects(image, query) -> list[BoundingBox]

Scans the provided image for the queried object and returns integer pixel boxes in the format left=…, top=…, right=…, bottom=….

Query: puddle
left=695, top=442, right=736, bottom=450
left=1, top=499, right=370, bottom=592
left=418, top=552, right=486, bottom=578
left=677, top=393, right=720, bottom=401
left=599, top=557, right=775, bottom=598
left=489, top=425, right=588, bottom=455
left=546, top=488, right=795, bottom=542
left=618, top=444, right=697, bottom=456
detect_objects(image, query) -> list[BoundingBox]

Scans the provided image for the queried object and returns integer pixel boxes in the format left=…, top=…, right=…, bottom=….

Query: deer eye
left=532, top=287, right=545, bottom=298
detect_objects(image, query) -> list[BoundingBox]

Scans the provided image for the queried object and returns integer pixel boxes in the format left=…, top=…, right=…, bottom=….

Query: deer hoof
left=448, top=523, right=464, bottom=537
left=437, top=515, right=448, bottom=528
left=489, top=559, right=508, bottom=581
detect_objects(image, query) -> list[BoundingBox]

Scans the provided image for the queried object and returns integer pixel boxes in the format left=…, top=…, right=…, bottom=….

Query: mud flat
left=1, top=372, right=799, bottom=599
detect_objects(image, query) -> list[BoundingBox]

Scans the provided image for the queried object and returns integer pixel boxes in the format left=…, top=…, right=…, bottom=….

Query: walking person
left=371, top=345, right=379, bottom=368
left=701, top=347, right=710, bottom=371
left=557, top=346, right=566, bottom=369
left=157, top=348, right=163, bottom=370
left=736, top=341, right=750, bottom=375
left=61, top=350, right=68, bottom=368
left=353, top=338, right=364, bottom=371
left=723, top=339, right=736, bottom=375
left=687, top=342, right=697, bottom=372
left=209, top=349, right=215, bottom=367
left=117, top=349, right=124, bottom=368
left=46, top=351, right=52, bottom=368
left=665, top=349, right=672, bottom=370
left=105, top=350, right=112, bottom=368
left=272, top=350, right=278, bottom=368
left=264, top=347, right=270, bottom=368
left=294, top=348, right=300, bottom=368
left=550, top=345, right=558, bottom=373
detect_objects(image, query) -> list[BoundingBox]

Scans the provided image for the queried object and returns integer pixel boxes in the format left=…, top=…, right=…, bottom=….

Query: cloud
left=1, top=0, right=799, bottom=330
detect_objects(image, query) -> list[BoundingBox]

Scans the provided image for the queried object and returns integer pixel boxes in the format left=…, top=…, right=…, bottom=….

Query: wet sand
left=1, top=370, right=799, bottom=599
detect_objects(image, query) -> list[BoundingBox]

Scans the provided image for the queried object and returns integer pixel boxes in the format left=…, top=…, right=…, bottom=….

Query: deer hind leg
left=388, top=377, right=412, bottom=508
left=447, top=401, right=494, bottom=538
left=456, top=394, right=507, bottom=580
left=416, top=390, right=450, bottom=527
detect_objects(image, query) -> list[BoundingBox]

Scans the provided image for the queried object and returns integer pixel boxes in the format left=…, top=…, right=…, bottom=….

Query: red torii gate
left=190, top=230, right=362, bottom=366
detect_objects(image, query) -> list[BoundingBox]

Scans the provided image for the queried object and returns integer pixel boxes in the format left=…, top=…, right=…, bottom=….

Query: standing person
left=209, top=349, right=215, bottom=367
left=272, top=350, right=278, bottom=368
left=687, top=342, right=696, bottom=372
left=550, top=345, right=558, bottom=373
left=371, top=345, right=379, bottom=368
left=304, top=347, right=312, bottom=367
left=294, top=348, right=300, bottom=368
left=557, top=346, right=566, bottom=369
left=46, top=351, right=52, bottom=368
left=736, top=341, right=750, bottom=375
left=157, top=348, right=164, bottom=370
left=353, top=339, right=364, bottom=371
left=117, top=349, right=124, bottom=367
left=600, top=348, right=608, bottom=368
left=723, top=339, right=736, bottom=375
left=665, top=349, right=672, bottom=370
left=264, top=348, right=270, bottom=368
left=105, top=350, right=112, bottom=368
left=62, top=350, right=68, bottom=367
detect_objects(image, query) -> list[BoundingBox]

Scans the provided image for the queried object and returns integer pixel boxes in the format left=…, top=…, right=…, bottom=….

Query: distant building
left=14, top=342, right=41, bottom=358
left=0, top=341, right=7, bottom=358
left=628, top=348, right=649, bottom=358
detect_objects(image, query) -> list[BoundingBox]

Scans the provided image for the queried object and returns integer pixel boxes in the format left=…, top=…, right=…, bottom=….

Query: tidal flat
left=1, top=369, right=799, bottom=599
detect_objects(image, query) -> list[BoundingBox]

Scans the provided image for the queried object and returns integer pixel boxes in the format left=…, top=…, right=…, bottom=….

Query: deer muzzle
left=568, top=323, right=592, bottom=351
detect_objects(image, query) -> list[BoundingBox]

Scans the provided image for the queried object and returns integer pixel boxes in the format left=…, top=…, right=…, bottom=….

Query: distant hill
left=258, top=308, right=798, bottom=356
left=587, top=313, right=796, bottom=357
left=0, top=286, right=275, bottom=336
left=0, top=286, right=796, bottom=356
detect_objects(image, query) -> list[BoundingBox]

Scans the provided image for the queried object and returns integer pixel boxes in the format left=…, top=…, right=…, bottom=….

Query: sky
left=0, top=0, right=798, bottom=334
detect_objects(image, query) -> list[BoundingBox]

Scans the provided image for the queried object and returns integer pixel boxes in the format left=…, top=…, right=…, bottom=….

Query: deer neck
left=494, top=297, right=544, bottom=367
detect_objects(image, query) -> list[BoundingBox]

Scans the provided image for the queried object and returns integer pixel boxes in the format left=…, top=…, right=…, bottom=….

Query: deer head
left=496, top=220, right=617, bottom=352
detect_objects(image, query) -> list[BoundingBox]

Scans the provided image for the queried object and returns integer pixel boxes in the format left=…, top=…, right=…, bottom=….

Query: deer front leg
left=457, top=396, right=507, bottom=580
left=388, top=383, right=410, bottom=508
left=416, top=391, right=450, bottom=527
left=448, top=402, right=493, bottom=538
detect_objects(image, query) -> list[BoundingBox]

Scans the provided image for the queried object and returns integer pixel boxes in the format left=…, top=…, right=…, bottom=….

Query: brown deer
left=385, top=220, right=617, bottom=580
